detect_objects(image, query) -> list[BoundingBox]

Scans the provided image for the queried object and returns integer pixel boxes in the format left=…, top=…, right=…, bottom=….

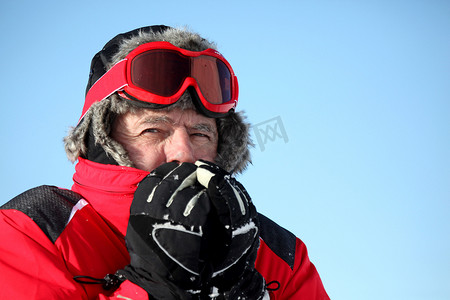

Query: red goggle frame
left=82, top=41, right=239, bottom=120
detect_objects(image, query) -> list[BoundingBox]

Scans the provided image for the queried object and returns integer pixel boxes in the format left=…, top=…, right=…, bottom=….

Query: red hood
left=71, top=157, right=149, bottom=236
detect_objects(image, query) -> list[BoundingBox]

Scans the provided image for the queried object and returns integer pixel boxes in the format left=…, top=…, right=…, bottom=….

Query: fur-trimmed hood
left=64, top=25, right=252, bottom=174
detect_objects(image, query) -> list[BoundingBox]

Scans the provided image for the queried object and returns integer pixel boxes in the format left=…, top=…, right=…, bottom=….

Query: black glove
left=196, top=160, right=267, bottom=299
left=119, top=162, right=214, bottom=299
left=119, top=161, right=267, bottom=299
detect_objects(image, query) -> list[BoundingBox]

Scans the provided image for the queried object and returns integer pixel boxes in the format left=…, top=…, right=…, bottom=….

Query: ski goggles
left=81, top=41, right=239, bottom=120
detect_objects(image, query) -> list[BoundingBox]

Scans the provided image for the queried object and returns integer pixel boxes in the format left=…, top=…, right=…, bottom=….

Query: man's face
left=111, top=108, right=218, bottom=172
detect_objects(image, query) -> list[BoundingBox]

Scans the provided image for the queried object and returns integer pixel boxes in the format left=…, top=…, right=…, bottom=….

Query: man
left=0, top=25, right=329, bottom=299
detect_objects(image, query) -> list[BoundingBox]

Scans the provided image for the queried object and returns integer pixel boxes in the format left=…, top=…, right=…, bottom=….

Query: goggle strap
left=80, top=59, right=128, bottom=122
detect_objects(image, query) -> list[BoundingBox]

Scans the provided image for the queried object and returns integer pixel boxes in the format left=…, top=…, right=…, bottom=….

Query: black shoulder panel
left=1, top=185, right=82, bottom=243
left=257, top=213, right=296, bottom=270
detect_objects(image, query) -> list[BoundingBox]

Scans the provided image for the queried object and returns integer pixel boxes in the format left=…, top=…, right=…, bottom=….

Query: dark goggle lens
left=131, top=50, right=233, bottom=104
left=131, top=50, right=189, bottom=97
left=192, top=57, right=232, bottom=104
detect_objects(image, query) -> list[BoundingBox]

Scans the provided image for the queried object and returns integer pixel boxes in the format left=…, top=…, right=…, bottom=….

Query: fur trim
left=64, top=26, right=252, bottom=174
left=64, top=95, right=135, bottom=167
left=215, top=111, right=253, bottom=174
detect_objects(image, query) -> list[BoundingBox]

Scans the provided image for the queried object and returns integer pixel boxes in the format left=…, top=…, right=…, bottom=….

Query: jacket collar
left=71, top=157, right=149, bottom=236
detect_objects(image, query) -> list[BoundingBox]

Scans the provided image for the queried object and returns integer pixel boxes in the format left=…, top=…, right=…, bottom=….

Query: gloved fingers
left=230, top=180, right=258, bottom=219
left=149, top=161, right=181, bottom=177
left=131, top=162, right=181, bottom=215
left=195, top=161, right=232, bottom=229
left=148, top=162, right=198, bottom=204
left=194, top=161, right=261, bottom=282
left=132, top=162, right=198, bottom=216
left=166, top=187, right=211, bottom=227
left=195, top=159, right=225, bottom=188
left=197, top=160, right=256, bottom=228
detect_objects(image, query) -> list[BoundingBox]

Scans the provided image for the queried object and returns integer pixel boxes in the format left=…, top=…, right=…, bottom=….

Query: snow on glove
left=119, top=162, right=214, bottom=299
left=195, top=160, right=267, bottom=299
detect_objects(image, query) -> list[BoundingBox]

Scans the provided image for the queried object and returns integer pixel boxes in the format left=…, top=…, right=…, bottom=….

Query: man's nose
left=165, top=129, right=195, bottom=164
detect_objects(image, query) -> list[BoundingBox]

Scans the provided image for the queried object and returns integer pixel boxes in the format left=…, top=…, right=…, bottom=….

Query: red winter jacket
left=0, top=158, right=329, bottom=299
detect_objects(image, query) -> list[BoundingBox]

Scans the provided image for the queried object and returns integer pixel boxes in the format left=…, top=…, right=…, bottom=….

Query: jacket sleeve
left=281, top=238, right=329, bottom=299
left=0, top=208, right=149, bottom=300
left=255, top=214, right=330, bottom=300
left=0, top=208, right=86, bottom=299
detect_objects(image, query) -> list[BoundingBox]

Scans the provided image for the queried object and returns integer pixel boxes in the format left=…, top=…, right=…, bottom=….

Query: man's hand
left=119, top=162, right=212, bottom=299
left=196, top=160, right=267, bottom=299
left=119, top=161, right=267, bottom=299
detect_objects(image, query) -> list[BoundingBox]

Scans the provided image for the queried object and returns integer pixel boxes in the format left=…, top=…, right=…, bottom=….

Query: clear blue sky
left=1, top=1, right=449, bottom=299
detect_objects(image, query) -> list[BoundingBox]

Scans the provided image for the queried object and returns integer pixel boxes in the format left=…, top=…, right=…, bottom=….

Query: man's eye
left=192, top=133, right=210, bottom=139
left=141, top=128, right=160, bottom=134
